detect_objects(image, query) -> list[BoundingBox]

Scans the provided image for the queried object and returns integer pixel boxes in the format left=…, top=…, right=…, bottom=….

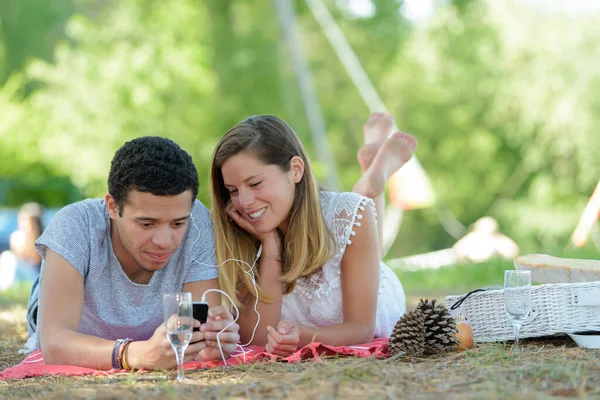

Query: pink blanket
left=0, top=339, right=389, bottom=380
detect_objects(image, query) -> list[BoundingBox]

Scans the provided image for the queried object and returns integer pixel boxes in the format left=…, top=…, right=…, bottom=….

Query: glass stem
left=175, top=345, right=187, bottom=381
left=513, top=323, right=521, bottom=350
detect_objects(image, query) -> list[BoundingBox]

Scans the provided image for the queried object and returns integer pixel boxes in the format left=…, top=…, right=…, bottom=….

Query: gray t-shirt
left=30, top=198, right=216, bottom=348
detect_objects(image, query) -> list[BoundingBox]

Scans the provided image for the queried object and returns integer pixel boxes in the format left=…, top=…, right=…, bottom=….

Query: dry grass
left=2, top=306, right=600, bottom=399
left=0, top=306, right=29, bottom=373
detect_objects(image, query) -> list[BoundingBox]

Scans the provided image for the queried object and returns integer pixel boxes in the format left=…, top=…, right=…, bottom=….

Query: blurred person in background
left=452, top=216, right=519, bottom=263
left=0, top=202, right=44, bottom=291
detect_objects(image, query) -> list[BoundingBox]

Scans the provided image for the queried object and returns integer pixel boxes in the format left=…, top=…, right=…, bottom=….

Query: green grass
left=0, top=282, right=32, bottom=309
left=393, top=245, right=599, bottom=301
left=396, top=259, right=510, bottom=300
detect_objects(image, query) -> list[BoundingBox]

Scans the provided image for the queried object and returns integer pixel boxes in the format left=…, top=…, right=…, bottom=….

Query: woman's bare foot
left=357, top=143, right=379, bottom=172
left=364, top=112, right=394, bottom=144
left=358, top=113, right=395, bottom=172
left=353, top=132, right=418, bottom=199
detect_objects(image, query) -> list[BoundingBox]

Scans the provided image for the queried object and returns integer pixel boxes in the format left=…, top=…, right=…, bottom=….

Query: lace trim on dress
left=294, top=192, right=376, bottom=299
left=345, top=198, right=377, bottom=246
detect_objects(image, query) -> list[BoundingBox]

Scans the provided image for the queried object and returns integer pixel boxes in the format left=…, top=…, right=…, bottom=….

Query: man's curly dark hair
left=108, top=136, right=199, bottom=215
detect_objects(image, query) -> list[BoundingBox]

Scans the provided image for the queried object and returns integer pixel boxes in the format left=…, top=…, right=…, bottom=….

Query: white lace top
left=281, top=191, right=406, bottom=338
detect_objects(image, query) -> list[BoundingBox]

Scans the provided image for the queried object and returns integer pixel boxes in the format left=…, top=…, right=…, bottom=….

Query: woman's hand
left=226, top=201, right=260, bottom=237
left=265, top=320, right=300, bottom=357
left=226, top=202, right=279, bottom=245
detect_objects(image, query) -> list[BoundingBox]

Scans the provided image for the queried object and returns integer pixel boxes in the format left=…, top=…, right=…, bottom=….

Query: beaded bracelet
left=111, top=340, right=123, bottom=369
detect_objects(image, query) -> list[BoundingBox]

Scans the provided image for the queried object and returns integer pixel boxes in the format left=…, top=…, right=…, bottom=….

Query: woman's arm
left=236, top=234, right=284, bottom=346
left=298, top=203, right=380, bottom=347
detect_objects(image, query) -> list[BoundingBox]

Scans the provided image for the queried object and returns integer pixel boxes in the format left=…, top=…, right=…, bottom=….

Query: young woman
left=209, top=113, right=416, bottom=356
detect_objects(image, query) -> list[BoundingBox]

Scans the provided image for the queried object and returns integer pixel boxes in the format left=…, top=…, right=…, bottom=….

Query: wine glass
left=504, top=270, right=532, bottom=351
left=163, top=292, right=193, bottom=382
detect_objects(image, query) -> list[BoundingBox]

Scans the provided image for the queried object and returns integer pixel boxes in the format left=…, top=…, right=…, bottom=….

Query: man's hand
left=127, top=320, right=206, bottom=370
left=200, top=305, right=240, bottom=361
left=265, top=320, right=300, bottom=357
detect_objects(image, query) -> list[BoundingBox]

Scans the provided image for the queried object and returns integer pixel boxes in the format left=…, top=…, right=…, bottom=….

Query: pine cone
left=388, top=309, right=425, bottom=357
left=417, top=299, right=458, bottom=355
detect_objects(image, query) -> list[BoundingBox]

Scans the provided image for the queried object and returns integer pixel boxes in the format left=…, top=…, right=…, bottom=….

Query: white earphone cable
left=187, top=211, right=264, bottom=365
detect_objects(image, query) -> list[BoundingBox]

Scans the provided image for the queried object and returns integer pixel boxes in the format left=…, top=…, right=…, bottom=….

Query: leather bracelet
left=112, top=338, right=131, bottom=370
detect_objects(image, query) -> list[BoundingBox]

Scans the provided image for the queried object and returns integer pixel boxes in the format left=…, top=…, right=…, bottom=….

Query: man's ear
left=290, top=156, right=305, bottom=184
left=105, top=194, right=119, bottom=220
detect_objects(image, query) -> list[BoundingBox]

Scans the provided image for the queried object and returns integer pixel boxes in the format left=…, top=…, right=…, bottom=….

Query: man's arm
left=39, top=249, right=115, bottom=368
left=39, top=249, right=206, bottom=369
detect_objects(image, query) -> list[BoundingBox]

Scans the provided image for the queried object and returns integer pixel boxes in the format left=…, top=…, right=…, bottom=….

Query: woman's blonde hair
left=210, top=115, right=334, bottom=310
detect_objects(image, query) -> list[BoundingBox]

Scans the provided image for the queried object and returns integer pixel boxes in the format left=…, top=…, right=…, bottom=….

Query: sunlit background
left=1, top=0, right=599, bottom=273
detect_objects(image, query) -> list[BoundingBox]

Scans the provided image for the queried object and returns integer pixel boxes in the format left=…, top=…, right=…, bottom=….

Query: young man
left=25, top=137, right=239, bottom=370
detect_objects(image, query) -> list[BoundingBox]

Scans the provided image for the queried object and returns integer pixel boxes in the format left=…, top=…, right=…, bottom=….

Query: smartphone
left=192, top=301, right=209, bottom=332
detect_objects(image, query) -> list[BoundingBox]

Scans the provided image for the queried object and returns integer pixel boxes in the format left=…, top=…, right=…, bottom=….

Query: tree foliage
left=1, top=0, right=599, bottom=254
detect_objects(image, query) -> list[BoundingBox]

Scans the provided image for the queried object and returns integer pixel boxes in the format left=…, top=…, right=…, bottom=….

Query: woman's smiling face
left=221, top=151, right=302, bottom=234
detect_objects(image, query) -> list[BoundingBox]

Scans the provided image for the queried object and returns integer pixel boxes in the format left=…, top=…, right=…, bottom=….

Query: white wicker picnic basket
left=445, top=281, right=600, bottom=342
